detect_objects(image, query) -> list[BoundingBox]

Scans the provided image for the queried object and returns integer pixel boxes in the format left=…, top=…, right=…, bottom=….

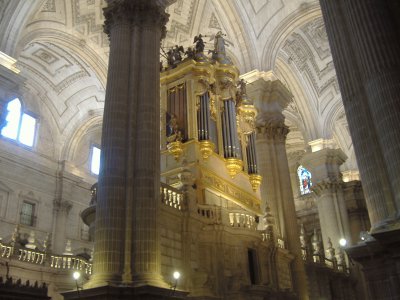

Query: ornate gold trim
left=167, top=141, right=184, bottom=160
left=225, top=157, right=243, bottom=178
left=249, top=174, right=262, bottom=192
left=199, top=168, right=261, bottom=214
left=199, top=140, right=215, bottom=160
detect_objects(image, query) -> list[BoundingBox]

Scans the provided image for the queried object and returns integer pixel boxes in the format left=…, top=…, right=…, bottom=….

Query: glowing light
left=173, top=271, right=181, bottom=280
left=91, top=146, right=101, bottom=175
left=73, top=271, right=81, bottom=280
left=339, top=238, right=347, bottom=247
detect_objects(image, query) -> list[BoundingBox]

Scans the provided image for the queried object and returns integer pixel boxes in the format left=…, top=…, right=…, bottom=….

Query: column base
left=62, top=284, right=189, bottom=300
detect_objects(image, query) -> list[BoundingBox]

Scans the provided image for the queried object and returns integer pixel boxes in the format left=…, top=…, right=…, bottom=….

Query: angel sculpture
left=173, top=45, right=185, bottom=63
left=194, top=34, right=205, bottom=53
left=185, top=47, right=195, bottom=59
left=209, top=31, right=232, bottom=64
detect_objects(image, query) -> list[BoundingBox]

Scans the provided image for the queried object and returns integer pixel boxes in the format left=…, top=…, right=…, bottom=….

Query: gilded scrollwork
left=196, top=78, right=210, bottom=95
left=218, top=78, right=236, bottom=100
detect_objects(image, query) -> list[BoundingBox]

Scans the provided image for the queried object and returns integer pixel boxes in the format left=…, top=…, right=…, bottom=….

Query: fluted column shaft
left=91, top=0, right=169, bottom=287
left=302, top=148, right=351, bottom=251
left=256, top=122, right=309, bottom=300
left=319, top=0, right=400, bottom=230
left=249, top=77, right=308, bottom=299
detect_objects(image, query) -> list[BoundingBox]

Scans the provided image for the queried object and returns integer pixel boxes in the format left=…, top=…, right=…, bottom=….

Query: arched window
left=90, top=145, right=101, bottom=175
left=1, top=98, right=37, bottom=147
left=297, top=165, right=312, bottom=195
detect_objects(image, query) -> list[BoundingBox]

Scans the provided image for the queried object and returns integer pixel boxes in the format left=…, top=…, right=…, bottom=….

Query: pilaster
left=52, top=199, right=72, bottom=254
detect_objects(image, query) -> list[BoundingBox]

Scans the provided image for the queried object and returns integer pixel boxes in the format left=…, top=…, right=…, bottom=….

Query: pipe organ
left=161, top=42, right=262, bottom=214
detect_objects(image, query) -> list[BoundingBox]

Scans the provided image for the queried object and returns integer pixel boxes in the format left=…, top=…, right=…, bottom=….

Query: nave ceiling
left=0, top=0, right=357, bottom=172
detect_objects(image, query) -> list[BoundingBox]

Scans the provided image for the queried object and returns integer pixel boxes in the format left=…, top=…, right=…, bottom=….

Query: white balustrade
left=228, top=211, right=257, bottom=230
left=160, top=183, right=183, bottom=211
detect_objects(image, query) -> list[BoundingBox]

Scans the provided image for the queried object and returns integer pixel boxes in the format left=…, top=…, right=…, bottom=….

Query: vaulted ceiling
left=0, top=0, right=357, bottom=171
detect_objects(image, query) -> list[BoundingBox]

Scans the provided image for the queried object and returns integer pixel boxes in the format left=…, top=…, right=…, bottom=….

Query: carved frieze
left=311, top=180, right=343, bottom=196
left=199, top=168, right=261, bottom=214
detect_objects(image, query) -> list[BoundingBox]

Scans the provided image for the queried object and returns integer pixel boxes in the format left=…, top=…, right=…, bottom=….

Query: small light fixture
left=72, top=271, right=81, bottom=298
left=73, top=271, right=81, bottom=280
left=173, top=271, right=181, bottom=280
left=339, top=238, right=347, bottom=247
left=170, top=270, right=181, bottom=296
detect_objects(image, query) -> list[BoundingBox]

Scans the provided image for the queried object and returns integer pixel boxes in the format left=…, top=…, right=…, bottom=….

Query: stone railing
left=197, top=205, right=222, bottom=224
left=160, top=183, right=184, bottom=211
left=0, top=241, right=92, bottom=275
left=0, top=242, right=13, bottom=258
left=195, top=205, right=259, bottom=230
left=18, top=248, right=45, bottom=265
left=300, top=247, right=348, bottom=273
left=228, top=211, right=257, bottom=230
left=50, top=255, right=92, bottom=274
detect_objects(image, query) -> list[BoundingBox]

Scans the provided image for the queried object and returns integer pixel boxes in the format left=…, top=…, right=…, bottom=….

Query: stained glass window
left=1, top=98, right=37, bottom=147
left=298, top=165, right=312, bottom=195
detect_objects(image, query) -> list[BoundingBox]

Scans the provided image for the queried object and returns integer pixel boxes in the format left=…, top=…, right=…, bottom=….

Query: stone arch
left=275, top=56, right=319, bottom=143
left=62, top=114, right=103, bottom=171
left=261, top=2, right=322, bottom=71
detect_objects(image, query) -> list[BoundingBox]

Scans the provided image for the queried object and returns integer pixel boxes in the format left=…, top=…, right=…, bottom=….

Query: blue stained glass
left=298, top=165, right=312, bottom=195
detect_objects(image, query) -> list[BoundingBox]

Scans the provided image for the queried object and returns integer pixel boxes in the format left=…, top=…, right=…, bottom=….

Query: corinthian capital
left=312, top=180, right=343, bottom=196
left=256, top=122, right=289, bottom=142
left=103, top=0, right=171, bottom=36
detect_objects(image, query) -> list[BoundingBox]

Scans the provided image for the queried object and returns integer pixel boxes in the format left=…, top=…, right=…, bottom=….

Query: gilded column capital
left=103, top=0, right=170, bottom=36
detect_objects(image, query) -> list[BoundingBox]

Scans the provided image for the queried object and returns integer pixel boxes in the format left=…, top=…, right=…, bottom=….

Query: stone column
left=89, top=0, right=170, bottom=289
left=319, top=4, right=400, bottom=296
left=302, top=146, right=351, bottom=251
left=319, top=0, right=400, bottom=231
left=250, top=78, right=309, bottom=300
